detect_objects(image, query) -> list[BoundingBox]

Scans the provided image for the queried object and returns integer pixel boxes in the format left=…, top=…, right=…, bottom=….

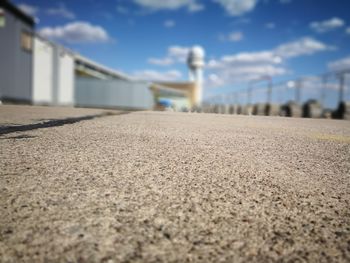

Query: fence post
left=338, top=73, right=345, bottom=103
left=295, top=79, right=302, bottom=104
left=321, top=74, right=327, bottom=107
left=267, top=78, right=272, bottom=104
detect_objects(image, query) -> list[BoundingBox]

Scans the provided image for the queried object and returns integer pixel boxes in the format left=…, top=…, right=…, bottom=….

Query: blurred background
left=0, top=0, right=350, bottom=118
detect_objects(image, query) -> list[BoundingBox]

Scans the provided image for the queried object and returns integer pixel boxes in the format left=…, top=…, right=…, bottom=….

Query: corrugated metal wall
left=75, top=77, right=154, bottom=110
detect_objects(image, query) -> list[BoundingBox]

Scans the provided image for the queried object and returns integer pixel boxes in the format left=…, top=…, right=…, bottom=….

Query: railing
left=201, top=69, right=350, bottom=119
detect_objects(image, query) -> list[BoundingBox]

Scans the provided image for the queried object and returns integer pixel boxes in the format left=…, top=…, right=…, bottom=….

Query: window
left=21, top=31, right=33, bottom=52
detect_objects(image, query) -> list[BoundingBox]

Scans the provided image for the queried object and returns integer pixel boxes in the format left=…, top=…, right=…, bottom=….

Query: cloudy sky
left=14, top=0, right=350, bottom=99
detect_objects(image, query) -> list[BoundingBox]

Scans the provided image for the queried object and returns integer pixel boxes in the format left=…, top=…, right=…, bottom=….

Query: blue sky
left=13, top=0, right=350, bottom=102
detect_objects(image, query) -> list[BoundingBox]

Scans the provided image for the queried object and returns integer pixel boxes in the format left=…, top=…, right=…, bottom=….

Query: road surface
left=1, top=105, right=350, bottom=262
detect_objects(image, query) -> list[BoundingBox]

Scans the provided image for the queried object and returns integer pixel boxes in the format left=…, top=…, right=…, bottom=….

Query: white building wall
left=32, top=37, right=75, bottom=106
left=32, top=37, right=54, bottom=104
left=0, top=6, right=33, bottom=102
left=57, top=50, right=74, bottom=105
left=191, top=68, right=203, bottom=105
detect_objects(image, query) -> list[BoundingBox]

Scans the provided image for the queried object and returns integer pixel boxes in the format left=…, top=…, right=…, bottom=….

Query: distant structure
left=151, top=45, right=206, bottom=110
left=187, top=46, right=205, bottom=105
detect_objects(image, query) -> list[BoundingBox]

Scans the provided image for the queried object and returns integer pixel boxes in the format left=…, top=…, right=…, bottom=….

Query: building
left=0, top=1, right=205, bottom=111
left=187, top=46, right=205, bottom=105
left=0, top=0, right=34, bottom=103
left=32, top=36, right=75, bottom=106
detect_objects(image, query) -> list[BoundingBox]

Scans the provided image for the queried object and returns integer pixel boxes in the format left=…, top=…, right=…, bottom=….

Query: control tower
left=187, top=46, right=205, bottom=106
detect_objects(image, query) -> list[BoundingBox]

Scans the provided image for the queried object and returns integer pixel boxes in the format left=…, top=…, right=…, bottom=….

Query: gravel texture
left=0, top=105, right=350, bottom=263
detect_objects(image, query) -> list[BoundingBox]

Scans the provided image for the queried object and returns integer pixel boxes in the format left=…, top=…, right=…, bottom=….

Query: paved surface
left=0, top=105, right=117, bottom=126
left=0, top=105, right=350, bottom=263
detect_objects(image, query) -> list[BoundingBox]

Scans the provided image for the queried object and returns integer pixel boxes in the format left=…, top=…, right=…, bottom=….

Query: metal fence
left=206, top=70, right=350, bottom=108
left=202, top=69, right=350, bottom=119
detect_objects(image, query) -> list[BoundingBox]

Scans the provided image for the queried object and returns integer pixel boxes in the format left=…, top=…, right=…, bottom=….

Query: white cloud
left=206, top=37, right=332, bottom=88
left=168, top=45, right=191, bottom=62
left=18, top=3, right=38, bottom=17
left=206, top=51, right=285, bottom=87
left=228, top=31, right=244, bottom=42
left=147, top=45, right=190, bottom=66
left=46, top=4, right=75, bottom=19
left=148, top=57, right=174, bottom=66
left=39, top=22, right=111, bottom=44
left=207, top=73, right=225, bottom=87
left=208, top=51, right=280, bottom=69
left=137, top=45, right=190, bottom=81
left=220, top=31, right=244, bottom=42
left=132, top=70, right=182, bottom=81
left=328, top=56, right=350, bottom=72
left=214, top=0, right=258, bottom=16
left=310, top=17, right=345, bottom=33
left=206, top=65, right=287, bottom=88
left=265, top=22, right=275, bottom=29
left=346, top=27, right=350, bottom=34
left=274, top=37, right=332, bottom=58
left=164, top=20, right=176, bottom=28
left=133, top=0, right=204, bottom=12
left=188, top=2, right=205, bottom=12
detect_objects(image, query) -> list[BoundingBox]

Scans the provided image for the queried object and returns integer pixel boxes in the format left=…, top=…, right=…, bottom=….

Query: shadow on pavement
left=0, top=134, right=37, bottom=140
left=0, top=111, right=129, bottom=136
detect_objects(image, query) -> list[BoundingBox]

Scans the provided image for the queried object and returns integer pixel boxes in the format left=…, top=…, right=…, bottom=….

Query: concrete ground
left=0, top=105, right=350, bottom=263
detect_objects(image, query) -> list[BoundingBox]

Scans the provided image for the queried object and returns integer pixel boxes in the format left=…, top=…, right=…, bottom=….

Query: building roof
left=75, top=54, right=131, bottom=81
left=0, top=0, right=35, bottom=26
left=33, top=34, right=131, bottom=81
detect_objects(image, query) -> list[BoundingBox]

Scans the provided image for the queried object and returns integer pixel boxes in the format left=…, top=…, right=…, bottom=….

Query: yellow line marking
left=309, top=133, right=350, bottom=143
